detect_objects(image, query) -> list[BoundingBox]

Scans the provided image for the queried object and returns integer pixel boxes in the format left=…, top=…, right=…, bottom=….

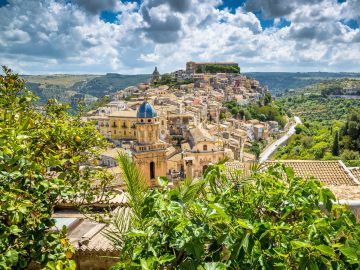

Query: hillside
left=244, top=72, right=360, bottom=96
left=273, top=78, right=360, bottom=166
left=22, top=73, right=150, bottom=107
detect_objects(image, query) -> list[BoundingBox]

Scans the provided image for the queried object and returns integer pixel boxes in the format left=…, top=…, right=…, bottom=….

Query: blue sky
left=0, top=0, right=360, bottom=74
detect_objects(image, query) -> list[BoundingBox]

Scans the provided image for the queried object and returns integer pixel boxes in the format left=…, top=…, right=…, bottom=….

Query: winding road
left=259, top=116, right=302, bottom=163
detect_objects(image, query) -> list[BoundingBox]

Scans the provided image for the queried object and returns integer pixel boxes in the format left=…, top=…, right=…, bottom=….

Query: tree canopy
left=0, top=67, right=113, bottom=269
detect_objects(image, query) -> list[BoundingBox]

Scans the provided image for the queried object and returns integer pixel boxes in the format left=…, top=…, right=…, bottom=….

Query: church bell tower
left=132, top=101, right=167, bottom=185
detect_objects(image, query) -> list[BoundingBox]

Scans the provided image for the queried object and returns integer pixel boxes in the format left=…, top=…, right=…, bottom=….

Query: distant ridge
left=22, top=73, right=151, bottom=106
left=244, top=72, right=360, bottom=95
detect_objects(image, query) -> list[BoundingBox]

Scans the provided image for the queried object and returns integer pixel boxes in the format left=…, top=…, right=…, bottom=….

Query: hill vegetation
left=245, top=72, right=360, bottom=96
left=22, top=73, right=150, bottom=108
left=225, top=93, right=287, bottom=127
left=274, top=80, right=360, bottom=166
left=196, top=64, right=240, bottom=74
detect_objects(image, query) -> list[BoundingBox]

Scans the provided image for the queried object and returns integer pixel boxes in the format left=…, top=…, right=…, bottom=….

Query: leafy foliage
left=196, top=64, right=240, bottom=74
left=275, top=92, right=360, bottom=165
left=151, top=74, right=194, bottom=88
left=108, top=157, right=360, bottom=269
left=225, top=98, right=286, bottom=127
left=0, top=67, right=114, bottom=269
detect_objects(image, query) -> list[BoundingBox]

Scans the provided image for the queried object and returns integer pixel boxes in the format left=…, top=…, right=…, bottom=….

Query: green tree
left=332, top=131, right=340, bottom=156
left=264, top=92, right=272, bottom=105
left=250, top=141, right=261, bottom=160
left=108, top=158, right=360, bottom=269
left=0, top=67, right=113, bottom=269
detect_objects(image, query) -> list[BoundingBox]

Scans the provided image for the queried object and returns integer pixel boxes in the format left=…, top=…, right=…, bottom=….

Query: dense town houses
left=85, top=61, right=280, bottom=184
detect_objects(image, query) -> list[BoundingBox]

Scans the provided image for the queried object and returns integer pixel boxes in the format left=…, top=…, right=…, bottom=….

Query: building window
left=114, top=130, right=116, bottom=134
left=150, top=162, right=155, bottom=179
left=203, top=145, right=207, bottom=151
left=148, top=119, right=151, bottom=123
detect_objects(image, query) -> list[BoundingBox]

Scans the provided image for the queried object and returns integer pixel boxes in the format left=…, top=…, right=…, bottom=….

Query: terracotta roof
left=66, top=219, right=115, bottom=253
left=265, top=160, right=359, bottom=186
left=350, top=168, right=360, bottom=182
left=108, top=110, right=137, bottom=118
left=327, top=185, right=360, bottom=201
left=190, top=126, right=213, bottom=143
left=101, top=147, right=129, bottom=159
left=168, top=153, right=182, bottom=162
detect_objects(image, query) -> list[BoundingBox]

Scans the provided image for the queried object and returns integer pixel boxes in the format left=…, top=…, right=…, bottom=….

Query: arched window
left=203, top=145, right=207, bottom=151
left=150, top=162, right=155, bottom=179
left=203, top=165, right=208, bottom=174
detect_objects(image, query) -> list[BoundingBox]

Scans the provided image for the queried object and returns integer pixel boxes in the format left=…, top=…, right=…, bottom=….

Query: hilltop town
left=85, top=61, right=284, bottom=184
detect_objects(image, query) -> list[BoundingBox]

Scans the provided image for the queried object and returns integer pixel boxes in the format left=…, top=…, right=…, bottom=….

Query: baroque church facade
left=132, top=101, right=167, bottom=185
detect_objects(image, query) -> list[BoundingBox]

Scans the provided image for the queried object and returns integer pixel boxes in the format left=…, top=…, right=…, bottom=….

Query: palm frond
left=103, top=207, right=132, bottom=248
left=117, top=153, right=147, bottom=220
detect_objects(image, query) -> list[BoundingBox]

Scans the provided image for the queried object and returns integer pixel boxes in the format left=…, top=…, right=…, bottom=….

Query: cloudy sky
left=0, top=0, right=360, bottom=74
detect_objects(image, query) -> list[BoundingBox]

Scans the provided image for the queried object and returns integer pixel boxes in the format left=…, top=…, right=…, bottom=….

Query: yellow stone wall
left=133, top=150, right=167, bottom=186
left=108, top=116, right=137, bottom=140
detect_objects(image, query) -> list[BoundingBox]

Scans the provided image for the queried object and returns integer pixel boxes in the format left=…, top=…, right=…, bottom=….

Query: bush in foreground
left=108, top=156, right=360, bottom=269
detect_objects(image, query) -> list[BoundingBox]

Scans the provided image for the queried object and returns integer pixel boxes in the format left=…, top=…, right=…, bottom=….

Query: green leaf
left=338, top=246, right=358, bottom=261
left=157, top=254, right=175, bottom=264
left=291, top=240, right=312, bottom=249
left=9, top=225, right=22, bottom=236
left=140, top=257, right=155, bottom=270
left=315, top=245, right=334, bottom=257
left=5, top=250, right=18, bottom=266
left=203, top=262, right=228, bottom=270
left=241, top=232, right=250, bottom=252
left=157, top=176, right=169, bottom=187
left=127, top=229, right=147, bottom=237
left=209, top=203, right=230, bottom=221
left=285, top=166, right=294, bottom=178
left=237, top=219, right=254, bottom=231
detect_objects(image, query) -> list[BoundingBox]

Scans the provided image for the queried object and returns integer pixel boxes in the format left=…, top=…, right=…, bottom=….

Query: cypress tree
left=332, top=131, right=340, bottom=156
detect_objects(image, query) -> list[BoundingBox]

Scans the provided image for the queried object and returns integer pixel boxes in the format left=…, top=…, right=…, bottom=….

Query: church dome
left=137, top=101, right=157, bottom=118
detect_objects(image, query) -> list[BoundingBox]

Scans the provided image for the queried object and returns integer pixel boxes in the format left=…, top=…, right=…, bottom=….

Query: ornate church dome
left=137, top=101, right=157, bottom=118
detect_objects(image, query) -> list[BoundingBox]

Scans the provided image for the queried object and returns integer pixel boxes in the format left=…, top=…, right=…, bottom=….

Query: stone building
left=132, top=101, right=167, bottom=185
left=182, top=126, right=230, bottom=178
left=151, top=66, right=160, bottom=83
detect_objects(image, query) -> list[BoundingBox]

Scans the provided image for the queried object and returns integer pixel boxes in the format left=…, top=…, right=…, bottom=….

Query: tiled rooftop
left=327, top=185, right=360, bottom=201
left=350, top=168, right=360, bottom=182
left=54, top=206, right=131, bottom=255
left=266, top=160, right=359, bottom=186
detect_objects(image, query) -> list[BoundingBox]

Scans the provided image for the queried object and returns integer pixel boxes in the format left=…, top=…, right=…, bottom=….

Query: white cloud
left=0, top=0, right=359, bottom=74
